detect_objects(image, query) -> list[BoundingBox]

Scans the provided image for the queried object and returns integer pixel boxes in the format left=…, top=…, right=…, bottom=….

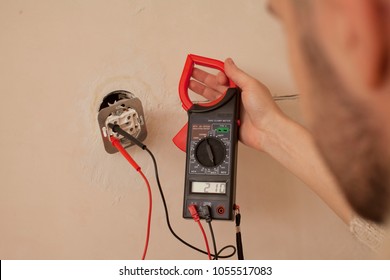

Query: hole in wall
left=98, top=90, right=135, bottom=112
left=97, top=89, right=147, bottom=154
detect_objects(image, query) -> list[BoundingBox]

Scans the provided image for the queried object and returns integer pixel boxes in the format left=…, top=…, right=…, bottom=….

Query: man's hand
left=189, top=58, right=354, bottom=224
left=189, top=58, right=285, bottom=152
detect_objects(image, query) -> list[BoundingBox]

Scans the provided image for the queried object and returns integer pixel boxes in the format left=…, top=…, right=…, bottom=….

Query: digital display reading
left=191, top=182, right=226, bottom=194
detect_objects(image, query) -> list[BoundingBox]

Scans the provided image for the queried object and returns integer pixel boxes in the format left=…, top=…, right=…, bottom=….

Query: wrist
left=260, top=112, right=298, bottom=156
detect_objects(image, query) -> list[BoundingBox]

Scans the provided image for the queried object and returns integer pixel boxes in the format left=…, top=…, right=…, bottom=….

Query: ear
left=318, top=0, right=387, bottom=89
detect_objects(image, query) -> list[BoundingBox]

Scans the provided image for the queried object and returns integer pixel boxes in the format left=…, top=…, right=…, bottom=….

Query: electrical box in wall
left=98, top=90, right=147, bottom=154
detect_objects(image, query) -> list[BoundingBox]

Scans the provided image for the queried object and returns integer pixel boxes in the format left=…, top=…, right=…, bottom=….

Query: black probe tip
left=107, top=123, right=118, bottom=131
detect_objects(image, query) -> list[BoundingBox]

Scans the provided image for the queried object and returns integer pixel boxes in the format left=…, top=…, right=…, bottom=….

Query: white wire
left=272, top=94, right=299, bottom=101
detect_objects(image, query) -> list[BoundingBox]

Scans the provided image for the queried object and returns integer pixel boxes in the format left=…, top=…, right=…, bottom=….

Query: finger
left=216, top=71, right=229, bottom=86
left=189, top=80, right=223, bottom=101
left=192, top=68, right=217, bottom=86
left=192, top=68, right=228, bottom=94
left=224, top=58, right=255, bottom=89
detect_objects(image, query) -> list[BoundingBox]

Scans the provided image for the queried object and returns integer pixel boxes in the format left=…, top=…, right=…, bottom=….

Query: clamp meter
left=173, top=54, right=240, bottom=221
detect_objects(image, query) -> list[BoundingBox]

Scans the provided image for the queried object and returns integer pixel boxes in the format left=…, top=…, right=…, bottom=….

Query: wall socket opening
left=98, top=90, right=147, bottom=154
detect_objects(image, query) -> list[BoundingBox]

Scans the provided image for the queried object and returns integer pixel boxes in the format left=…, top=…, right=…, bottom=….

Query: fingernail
left=226, top=58, right=235, bottom=65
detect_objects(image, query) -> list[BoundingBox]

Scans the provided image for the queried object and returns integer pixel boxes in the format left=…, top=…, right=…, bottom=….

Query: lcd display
left=191, top=182, right=226, bottom=194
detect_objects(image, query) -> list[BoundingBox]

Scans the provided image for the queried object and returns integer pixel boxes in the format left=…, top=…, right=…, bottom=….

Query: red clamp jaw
left=173, top=54, right=236, bottom=152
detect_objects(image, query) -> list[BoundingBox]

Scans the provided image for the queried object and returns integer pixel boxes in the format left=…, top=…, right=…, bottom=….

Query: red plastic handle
left=179, top=54, right=236, bottom=111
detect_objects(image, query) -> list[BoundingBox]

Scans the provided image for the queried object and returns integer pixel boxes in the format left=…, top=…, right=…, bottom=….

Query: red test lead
left=188, top=204, right=211, bottom=260
left=110, top=136, right=152, bottom=261
left=110, top=137, right=141, bottom=171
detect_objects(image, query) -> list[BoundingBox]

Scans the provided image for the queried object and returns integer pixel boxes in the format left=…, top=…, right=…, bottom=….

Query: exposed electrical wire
left=110, top=136, right=152, bottom=260
left=273, top=94, right=299, bottom=101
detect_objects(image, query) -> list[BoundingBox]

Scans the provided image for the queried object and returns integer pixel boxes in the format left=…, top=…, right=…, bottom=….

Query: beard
left=300, top=34, right=390, bottom=223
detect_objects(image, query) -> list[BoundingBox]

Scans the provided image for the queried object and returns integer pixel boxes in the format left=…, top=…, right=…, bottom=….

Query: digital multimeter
left=173, top=54, right=240, bottom=221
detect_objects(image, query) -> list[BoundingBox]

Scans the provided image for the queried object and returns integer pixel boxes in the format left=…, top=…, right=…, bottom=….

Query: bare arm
left=263, top=113, right=353, bottom=223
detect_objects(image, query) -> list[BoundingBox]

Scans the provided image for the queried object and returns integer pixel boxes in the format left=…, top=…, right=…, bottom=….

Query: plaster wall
left=0, top=0, right=372, bottom=259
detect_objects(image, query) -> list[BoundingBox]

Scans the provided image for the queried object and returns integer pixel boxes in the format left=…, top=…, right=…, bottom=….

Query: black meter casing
left=183, top=88, right=240, bottom=220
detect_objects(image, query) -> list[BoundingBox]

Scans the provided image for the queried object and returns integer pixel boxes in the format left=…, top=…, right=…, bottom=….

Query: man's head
left=268, top=0, right=390, bottom=223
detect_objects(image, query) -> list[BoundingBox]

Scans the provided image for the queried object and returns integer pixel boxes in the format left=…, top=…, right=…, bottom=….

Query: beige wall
left=0, top=0, right=373, bottom=259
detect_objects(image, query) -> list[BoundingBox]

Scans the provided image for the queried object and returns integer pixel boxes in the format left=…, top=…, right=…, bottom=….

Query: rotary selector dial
left=195, top=137, right=226, bottom=167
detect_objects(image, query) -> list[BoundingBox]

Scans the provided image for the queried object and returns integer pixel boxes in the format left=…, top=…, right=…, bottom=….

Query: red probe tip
left=110, top=136, right=141, bottom=172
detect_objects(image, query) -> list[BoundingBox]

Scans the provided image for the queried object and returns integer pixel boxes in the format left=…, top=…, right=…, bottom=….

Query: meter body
left=182, top=88, right=240, bottom=220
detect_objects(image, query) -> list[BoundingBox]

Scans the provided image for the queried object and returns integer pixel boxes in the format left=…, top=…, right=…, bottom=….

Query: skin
left=190, top=0, right=390, bottom=224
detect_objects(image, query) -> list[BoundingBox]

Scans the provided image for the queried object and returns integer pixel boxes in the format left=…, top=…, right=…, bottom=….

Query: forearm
left=261, top=114, right=354, bottom=224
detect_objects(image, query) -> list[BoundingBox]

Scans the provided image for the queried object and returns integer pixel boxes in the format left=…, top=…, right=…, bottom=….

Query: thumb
left=224, top=58, right=253, bottom=88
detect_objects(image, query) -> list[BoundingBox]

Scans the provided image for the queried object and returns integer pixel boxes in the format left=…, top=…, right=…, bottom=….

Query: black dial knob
left=195, top=137, right=226, bottom=167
